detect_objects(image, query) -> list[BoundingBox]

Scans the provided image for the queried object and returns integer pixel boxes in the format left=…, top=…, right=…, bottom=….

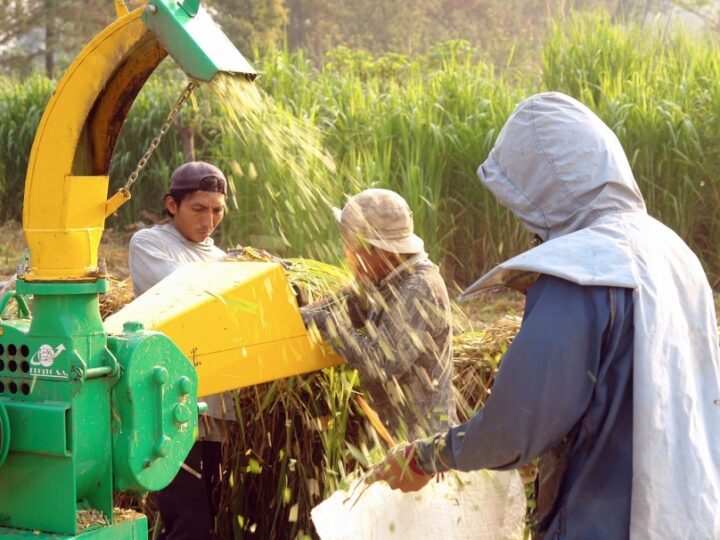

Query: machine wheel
left=0, top=400, right=9, bottom=468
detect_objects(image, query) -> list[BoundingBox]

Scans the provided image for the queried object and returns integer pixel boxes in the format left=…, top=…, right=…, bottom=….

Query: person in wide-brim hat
left=331, top=188, right=425, bottom=255
left=301, top=188, right=457, bottom=443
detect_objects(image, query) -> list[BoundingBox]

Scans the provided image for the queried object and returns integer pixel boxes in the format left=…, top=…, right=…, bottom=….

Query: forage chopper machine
left=0, top=1, right=341, bottom=538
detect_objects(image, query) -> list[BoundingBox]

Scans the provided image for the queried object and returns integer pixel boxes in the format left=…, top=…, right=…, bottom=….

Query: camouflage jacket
left=304, top=253, right=457, bottom=441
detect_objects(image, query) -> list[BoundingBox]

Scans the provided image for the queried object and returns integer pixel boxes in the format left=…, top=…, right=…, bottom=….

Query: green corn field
left=2, top=15, right=719, bottom=286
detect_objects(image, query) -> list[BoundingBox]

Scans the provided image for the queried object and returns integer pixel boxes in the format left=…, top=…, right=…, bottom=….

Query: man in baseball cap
left=129, top=160, right=232, bottom=539
left=302, top=188, right=457, bottom=442
left=163, top=160, right=227, bottom=242
left=130, top=160, right=227, bottom=294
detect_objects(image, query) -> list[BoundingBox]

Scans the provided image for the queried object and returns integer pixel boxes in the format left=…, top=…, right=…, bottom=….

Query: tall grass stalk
left=2, top=17, right=720, bottom=286
left=543, top=14, right=720, bottom=284
left=211, top=42, right=524, bottom=283
left=0, top=75, right=53, bottom=221
left=220, top=366, right=370, bottom=538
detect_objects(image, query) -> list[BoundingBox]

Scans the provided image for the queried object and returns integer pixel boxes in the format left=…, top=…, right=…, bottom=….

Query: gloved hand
left=369, top=442, right=433, bottom=493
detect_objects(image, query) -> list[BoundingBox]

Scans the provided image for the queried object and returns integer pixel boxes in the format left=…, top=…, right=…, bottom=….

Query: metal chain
left=123, top=81, right=197, bottom=192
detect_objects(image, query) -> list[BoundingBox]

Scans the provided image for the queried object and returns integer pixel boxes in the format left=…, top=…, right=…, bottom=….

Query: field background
left=3, top=5, right=720, bottom=539
left=2, top=15, right=720, bottom=290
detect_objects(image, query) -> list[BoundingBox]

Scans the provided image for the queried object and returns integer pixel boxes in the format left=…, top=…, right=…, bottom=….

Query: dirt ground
left=0, top=220, right=26, bottom=279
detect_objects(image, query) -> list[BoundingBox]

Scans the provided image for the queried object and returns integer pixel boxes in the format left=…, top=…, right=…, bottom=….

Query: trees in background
left=0, top=0, right=714, bottom=80
left=0, top=0, right=286, bottom=78
left=206, top=0, right=288, bottom=55
left=0, top=0, right=113, bottom=77
left=281, top=0, right=678, bottom=65
left=669, top=0, right=720, bottom=31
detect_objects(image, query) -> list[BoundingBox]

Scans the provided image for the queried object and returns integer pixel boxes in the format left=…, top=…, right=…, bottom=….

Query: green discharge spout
left=142, top=0, right=257, bottom=82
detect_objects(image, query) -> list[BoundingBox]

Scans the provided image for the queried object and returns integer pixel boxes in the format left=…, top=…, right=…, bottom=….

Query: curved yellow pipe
left=114, top=0, right=130, bottom=18
left=23, top=7, right=167, bottom=281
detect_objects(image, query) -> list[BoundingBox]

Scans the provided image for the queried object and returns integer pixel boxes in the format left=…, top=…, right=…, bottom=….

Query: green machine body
left=0, top=282, right=200, bottom=539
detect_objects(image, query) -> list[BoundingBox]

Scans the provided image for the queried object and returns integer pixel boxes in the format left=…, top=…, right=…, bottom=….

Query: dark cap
left=169, top=161, right=227, bottom=194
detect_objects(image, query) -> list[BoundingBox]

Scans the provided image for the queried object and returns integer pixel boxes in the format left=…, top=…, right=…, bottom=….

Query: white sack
left=312, top=470, right=526, bottom=540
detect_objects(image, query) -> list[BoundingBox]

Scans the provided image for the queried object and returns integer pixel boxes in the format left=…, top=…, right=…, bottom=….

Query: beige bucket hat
left=332, top=188, right=425, bottom=254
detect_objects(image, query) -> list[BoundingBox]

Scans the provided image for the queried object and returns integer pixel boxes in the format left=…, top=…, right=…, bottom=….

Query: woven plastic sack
left=311, top=469, right=526, bottom=539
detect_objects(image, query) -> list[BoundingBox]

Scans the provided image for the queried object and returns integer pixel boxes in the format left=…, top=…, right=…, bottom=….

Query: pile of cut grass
left=215, top=321, right=521, bottom=538
left=103, top=259, right=521, bottom=538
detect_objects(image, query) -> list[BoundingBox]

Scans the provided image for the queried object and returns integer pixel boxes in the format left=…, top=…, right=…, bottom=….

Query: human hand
left=368, top=443, right=433, bottom=493
left=301, top=309, right=329, bottom=330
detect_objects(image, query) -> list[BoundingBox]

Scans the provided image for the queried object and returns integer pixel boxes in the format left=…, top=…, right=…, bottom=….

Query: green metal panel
left=141, top=0, right=256, bottom=82
left=108, top=325, right=199, bottom=495
left=72, top=381, right=114, bottom=524
left=15, top=281, right=107, bottom=297
left=0, top=401, right=8, bottom=467
left=0, top=282, right=115, bottom=535
left=0, top=452, right=77, bottom=534
left=3, top=401, right=69, bottom=456
left=0, top=515, right=147, bottom=538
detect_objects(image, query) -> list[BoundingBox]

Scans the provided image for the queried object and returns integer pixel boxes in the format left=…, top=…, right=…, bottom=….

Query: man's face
left=165, top=190, right=226, bottom=243
left=342, top=235, right=395, bottom=284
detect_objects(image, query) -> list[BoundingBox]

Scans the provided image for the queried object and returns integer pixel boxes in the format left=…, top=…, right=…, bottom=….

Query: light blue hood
left=478, top=91, right=645, bottom=241
left=462, top=92, right=646, bottom=298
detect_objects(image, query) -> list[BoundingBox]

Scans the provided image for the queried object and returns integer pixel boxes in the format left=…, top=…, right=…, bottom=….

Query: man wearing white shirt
left=129, top=161, right=233, bottom=540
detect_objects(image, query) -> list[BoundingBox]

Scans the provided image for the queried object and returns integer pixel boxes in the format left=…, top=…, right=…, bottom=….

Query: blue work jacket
left=418, top=274, right=634, bottom=539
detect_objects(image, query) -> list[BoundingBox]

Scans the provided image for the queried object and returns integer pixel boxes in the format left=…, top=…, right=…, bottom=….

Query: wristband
left=404, top=444, right=431, bottom=476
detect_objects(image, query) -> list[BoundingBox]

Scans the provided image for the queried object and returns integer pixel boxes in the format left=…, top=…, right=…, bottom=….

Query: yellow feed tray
left=104, top=260, right=342, bottom=395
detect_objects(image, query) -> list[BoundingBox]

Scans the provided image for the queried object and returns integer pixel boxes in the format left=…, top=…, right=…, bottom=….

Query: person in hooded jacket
left=371, top=92, right=720, bottom=539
